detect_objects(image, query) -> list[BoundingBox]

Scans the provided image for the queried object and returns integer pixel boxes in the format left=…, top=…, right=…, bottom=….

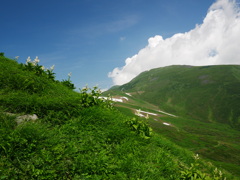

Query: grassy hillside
left=0, top=55, right=233, bottom=179
left=107, top=65, right=240, bottom=129
left=100, top=89, right=240, bottom=177
left=104, top=65, right=240, bottom=177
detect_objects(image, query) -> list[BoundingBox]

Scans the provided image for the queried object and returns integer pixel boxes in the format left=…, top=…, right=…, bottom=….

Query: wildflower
left=33, top=56, right=40, bottom=64
left=68, top=72, right=72, bottom=77
left=26, top=56, right=31, bottom=64
left=136, top=109, right=141, bottom=116
left=41, top=66, right=45, bottom=70
left=97, top=89, right=102, bottom=94
left=82, top=85, right=88, bottom=92
left=15, top=56, right=19, bottom=60
left=82, top=87, right=87, bottom=90
left=194, top=154, right=199, bottom=160
left=50, top=65, right=55, bottom=71
left=145, top=114, right=149, bottom=119
left=81, top=87, right=88, bottom=92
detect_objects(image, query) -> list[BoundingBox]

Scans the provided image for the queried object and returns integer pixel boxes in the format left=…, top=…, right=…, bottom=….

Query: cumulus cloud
left=108, top=0, right=240, bottom=85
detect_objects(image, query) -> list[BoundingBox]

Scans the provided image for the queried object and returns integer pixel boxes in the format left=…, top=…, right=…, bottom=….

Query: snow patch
left=135, top=113, right=145, bottom=117
left=112, top=98, right=123, bottom=102
left=158, top=110, right=177, bottom=117
left=125, top=93, right=132, bottom=96
left=137, top=109, right=157, bottom=116
left=163, top=122, right=170, bottom=126
left=99, top=96, right=128, bottom=102
left=135, top=109, right=157, bottom=119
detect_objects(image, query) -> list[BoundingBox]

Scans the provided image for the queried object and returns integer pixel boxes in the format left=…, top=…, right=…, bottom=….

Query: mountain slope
left=107, top=65, right=240, bottom=129
left=1, top=55, right=234, bottom=179
left=104, top=65, right=240, bottom=177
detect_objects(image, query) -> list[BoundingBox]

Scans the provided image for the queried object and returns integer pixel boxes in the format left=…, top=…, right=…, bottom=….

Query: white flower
left=26, top=56, right=31, bottom=64
left=219, top=170, right=222, bottom=177
left=136, top=109, right=141, bottom=116
left=82, top=87, right=88, bottom=91
left=41, top=66, right=45, bottom=70
left=68, top=72, right=72, bottom=77
left=145, top=114, right=149, bottom=119
left=15, top=56, right=19, bottom=60
left=33, top=56, right=40, bottom=64
left=50, top=65, right=55, bottom=71
left=82, top=85, right=88, bottom=91
left=194, top=154, right=199, bottom=160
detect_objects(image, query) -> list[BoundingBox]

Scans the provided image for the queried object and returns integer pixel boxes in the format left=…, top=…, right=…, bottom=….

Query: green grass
left=111, top=98, right=240, bottom=178
left=105, top=66, right=240, bottom=177
left=0, top=55, right=235, bottom=179
left=151, top=115, right=240, bottom=177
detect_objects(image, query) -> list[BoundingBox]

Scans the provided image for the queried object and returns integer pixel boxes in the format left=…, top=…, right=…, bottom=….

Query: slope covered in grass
left=99, top=90, right=240, bottom=177
left=107, top=65, right=240, bottom=129
left=0, top=55, right=234, bottom=179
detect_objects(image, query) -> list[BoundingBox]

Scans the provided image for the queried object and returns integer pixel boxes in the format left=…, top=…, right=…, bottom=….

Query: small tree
left=0, top=52, right=5, bottom=57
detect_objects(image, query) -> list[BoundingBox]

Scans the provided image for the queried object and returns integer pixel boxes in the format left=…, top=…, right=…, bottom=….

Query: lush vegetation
left=104, top=65, right=240, bottom=178
left=107, top=65, right=240, bottom=129
left=105, top=95, right=240, bottom=178
left=0, top=55, right=234, bottom=179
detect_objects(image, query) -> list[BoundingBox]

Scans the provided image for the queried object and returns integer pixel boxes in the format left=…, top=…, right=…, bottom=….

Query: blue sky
left=1, top=0, right=235, bottom=90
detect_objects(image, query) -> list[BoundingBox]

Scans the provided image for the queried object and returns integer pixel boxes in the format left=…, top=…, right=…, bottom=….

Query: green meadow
left=106, top=95, right=240, bottom=178
left=0, top=54, right=237, bottom=179
left=108, top=65, right=240, bottom=128
left=104, top=65, right=240, bottom=179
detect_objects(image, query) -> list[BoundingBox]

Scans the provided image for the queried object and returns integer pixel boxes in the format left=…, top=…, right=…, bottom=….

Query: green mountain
left=107, top=65, right=240, bottom=129
left=104, top=65, right=240, bottom=177
left=1, top=55, right=236, bottom=179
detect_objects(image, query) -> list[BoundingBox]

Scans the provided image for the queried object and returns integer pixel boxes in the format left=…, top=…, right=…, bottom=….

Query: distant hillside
left=106, top=65, right=240, bottom=129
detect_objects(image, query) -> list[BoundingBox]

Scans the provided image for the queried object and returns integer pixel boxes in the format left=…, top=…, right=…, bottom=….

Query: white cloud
left=108, top=0, right=240, bottom=85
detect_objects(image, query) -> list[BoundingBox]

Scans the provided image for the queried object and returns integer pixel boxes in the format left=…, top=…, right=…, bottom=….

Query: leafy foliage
left=106, top=88, right=240, bottom=178
left=125, top=117, right=153, bottom=139
left=180, top=155, right=226, bottom=180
